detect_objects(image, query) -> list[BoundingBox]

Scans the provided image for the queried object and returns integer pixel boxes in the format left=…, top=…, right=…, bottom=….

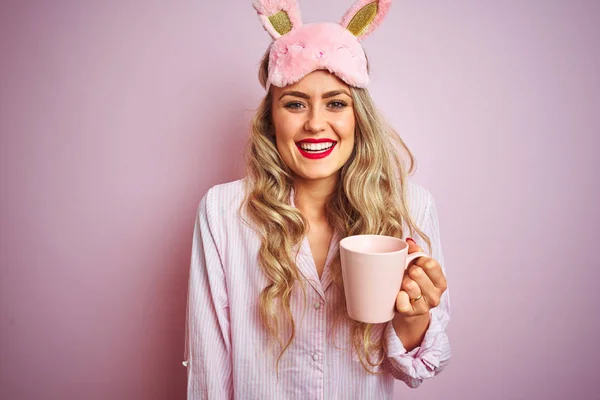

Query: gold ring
left=410, top=293, right=423, bottom=303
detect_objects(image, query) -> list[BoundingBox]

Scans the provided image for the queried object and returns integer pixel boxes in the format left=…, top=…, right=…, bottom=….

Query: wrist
left=392, top=312, right=430, bottom=352
left=394, top=312, right=430, bottom=326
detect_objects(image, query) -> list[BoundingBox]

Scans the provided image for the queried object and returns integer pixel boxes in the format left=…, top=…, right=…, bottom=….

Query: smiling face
left=270, top=70, right=356, bottom=186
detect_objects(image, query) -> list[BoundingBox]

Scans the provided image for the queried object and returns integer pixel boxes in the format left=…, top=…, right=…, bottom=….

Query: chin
left=297, top=167, right=342, bottom=181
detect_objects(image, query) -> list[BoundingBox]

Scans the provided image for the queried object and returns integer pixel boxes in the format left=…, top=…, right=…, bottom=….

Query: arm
left=184, top=191, right=233, bottom=399
left=383, top=193, right=452, bottom=388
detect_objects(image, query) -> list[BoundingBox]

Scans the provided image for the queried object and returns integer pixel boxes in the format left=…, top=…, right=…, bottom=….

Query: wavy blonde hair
left=241, top=47, right=432, bottom=373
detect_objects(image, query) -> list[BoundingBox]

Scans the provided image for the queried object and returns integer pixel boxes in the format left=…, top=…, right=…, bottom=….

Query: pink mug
left=339, top=235, right=429, bottom=324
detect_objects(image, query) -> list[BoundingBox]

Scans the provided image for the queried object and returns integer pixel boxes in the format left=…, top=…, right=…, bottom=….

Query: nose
left=304, top=107, right=326, bottom=134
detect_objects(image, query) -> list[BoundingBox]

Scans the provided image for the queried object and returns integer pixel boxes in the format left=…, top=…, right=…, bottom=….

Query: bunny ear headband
left=252, top=0, right=392, bottom=90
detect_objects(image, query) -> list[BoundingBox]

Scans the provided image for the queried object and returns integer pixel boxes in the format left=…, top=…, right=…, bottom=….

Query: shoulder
left=200, top=178, right=247, bottom=222
left=404, top=179, right=436, bottom=226
left=203, top=178, right=246, bottom=206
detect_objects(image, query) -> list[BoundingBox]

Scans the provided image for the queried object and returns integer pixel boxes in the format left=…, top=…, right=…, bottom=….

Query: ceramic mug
left=339, top=235, right=429, bottom=324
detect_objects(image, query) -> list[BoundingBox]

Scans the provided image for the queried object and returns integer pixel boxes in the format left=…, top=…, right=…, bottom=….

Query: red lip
left=296, top=141, right=337, bottom=159
left=296, top=138, right=337, bottom=144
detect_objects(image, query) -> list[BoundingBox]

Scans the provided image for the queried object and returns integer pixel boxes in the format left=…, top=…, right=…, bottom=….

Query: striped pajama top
left=184, top=178, right=451, bottom=399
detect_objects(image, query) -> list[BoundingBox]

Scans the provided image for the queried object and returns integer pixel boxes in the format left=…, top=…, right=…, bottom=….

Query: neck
left=293, top=175, right=338, bottom=222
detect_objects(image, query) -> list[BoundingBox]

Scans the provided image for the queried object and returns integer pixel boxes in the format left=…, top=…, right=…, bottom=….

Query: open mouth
left=297, top=142, right=336, bottom=153
left=296, top=141, right=337, bottom=159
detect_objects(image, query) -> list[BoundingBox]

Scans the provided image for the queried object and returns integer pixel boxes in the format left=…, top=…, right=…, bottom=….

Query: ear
left=253, top=0, right=303, bottom=40
left=339, top=0, right=392, bottom=41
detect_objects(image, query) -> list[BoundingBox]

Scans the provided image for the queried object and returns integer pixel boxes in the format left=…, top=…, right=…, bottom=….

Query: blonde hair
left=241, top=47, right=432, bottom=373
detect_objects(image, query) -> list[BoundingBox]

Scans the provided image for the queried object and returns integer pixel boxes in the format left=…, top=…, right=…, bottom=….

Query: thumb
left=406, top=237, right=423, bottom=254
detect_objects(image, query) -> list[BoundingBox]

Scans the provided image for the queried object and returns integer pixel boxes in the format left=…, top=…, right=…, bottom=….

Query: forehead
left=273, top=70, right=350, bottom=95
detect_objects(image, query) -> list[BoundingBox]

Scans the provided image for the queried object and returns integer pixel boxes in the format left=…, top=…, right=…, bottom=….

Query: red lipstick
left=296, top=138, right=337, bottom=144
left=296, top=139, right=337, bottom=160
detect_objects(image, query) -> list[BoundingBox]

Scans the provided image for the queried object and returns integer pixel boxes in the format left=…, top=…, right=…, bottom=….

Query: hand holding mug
left=395, top=238, right=448, bottom=317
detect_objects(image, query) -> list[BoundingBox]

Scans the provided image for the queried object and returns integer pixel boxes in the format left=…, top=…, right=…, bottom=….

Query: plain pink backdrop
left=1, top=1, right=599, bottom=399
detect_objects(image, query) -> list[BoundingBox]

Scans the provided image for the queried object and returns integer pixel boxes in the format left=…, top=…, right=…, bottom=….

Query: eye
left=284, top=101, right=305, bottom=110
left=328, top=100, right=348, bottom=109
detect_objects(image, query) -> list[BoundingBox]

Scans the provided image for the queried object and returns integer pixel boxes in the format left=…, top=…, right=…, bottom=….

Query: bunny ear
left=253, top=0, right=303, bottom=40
left=340, top=0, right=392, bottom=41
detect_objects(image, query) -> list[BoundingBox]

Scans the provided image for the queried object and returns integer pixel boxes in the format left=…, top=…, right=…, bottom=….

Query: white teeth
left=298, top=142, right=335, bottom=151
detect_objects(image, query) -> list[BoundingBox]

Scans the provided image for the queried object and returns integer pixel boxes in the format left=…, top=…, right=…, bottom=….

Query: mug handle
left=405, top=251, right=429, bottom=269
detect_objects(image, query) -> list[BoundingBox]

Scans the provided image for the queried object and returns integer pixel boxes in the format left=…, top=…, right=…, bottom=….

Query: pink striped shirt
left=184, top=178, right=451, bottom=399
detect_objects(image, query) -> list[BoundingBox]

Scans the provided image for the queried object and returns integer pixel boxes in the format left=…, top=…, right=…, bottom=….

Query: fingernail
left=406, top=237, right=415, bottom=243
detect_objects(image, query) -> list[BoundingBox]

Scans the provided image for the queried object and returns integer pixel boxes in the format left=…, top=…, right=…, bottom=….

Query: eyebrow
left=279, top=90, right=351, bottom=100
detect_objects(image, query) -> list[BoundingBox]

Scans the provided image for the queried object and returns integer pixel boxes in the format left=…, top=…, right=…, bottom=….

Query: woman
left=184, top=0, right=450, bottom=398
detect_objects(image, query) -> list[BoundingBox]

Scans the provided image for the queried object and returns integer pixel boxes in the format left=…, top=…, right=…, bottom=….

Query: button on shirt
left=184, top=179, right=451, bottom=400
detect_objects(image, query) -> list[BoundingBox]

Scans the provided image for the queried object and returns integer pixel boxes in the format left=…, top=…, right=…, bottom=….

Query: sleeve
left=383, top=192, right=452, bottom=388
left=183, top=190, right=233, bottom=399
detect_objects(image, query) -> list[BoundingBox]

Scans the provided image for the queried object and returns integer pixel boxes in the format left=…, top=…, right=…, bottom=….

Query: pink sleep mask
left=253, top=0, right=392, bottom=90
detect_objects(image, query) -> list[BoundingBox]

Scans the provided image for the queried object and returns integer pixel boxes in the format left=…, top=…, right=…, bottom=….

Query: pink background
left=1, top=1, right=599, bottom=399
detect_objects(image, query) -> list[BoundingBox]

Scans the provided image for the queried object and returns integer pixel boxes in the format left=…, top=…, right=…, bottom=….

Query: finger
left=401, top=275, right=429, bottom=314
left=396, top=274, right=420, bottom=315
left=401, top=275, right=421, bottom=302
left=407, top=264, right=440, bottom=308
left=406, top=237, right=423, bottom=254
left=410, top=292, right=429, bottom=314
left=396, top=290, right=412, bottom=314
left=412, top=257, right=448, bottom=291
